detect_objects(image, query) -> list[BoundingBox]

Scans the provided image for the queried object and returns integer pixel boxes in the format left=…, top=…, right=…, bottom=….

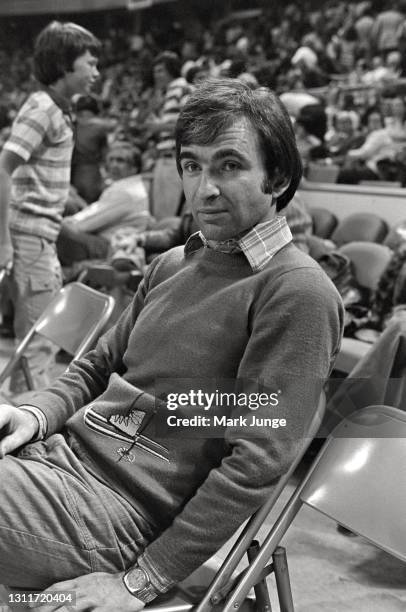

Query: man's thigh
left=0, top=435, right=147, bottom=589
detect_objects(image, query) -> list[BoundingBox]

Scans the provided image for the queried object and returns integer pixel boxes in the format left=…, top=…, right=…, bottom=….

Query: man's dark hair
left=33, top=21, right=101, bottom=86
left=175, top=78, right=302, bottom=211
left=153, top=51, right=181, bottom=79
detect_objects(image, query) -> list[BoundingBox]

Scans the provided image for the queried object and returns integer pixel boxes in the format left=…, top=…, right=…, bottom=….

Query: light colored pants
left=9, top=232, right=62, bottom=393
left=152, top=156, right=183, bottom=220
left=0, top=434, right=150, bottom=589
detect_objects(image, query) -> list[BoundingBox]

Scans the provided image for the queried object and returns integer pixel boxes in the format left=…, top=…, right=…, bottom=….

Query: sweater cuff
left=18, top=405, right=48, bottom=441
left=137, top=552, right=174, bottom=594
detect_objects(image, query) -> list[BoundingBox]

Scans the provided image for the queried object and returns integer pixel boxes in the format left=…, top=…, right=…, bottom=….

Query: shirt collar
left=184, top=216, right=292, bottom=272
left=41, top=85, right=72, bottom=116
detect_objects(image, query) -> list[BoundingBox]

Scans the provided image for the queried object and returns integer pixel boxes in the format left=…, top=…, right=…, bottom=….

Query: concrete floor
left=0, top=335, right=405, bottom=611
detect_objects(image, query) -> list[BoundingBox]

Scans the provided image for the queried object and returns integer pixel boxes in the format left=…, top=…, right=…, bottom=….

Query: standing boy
left=0, top=21, right=100, bottom=393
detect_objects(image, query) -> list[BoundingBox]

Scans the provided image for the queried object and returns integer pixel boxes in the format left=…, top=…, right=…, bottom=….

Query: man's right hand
left=0, top=405, right=39, bottom=458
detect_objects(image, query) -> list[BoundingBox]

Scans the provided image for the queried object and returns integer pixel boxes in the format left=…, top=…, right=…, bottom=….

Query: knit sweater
left=28, top=241, right=343, bottom=591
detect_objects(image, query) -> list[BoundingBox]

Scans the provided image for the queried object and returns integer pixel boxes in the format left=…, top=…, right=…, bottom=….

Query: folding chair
left=0, top=282, right=115, bottom=390
left=211, top=404, right=406, bottom=612
left=77, top=264, right=143, bottom=325
left=146, top=392, right=327, bottom=611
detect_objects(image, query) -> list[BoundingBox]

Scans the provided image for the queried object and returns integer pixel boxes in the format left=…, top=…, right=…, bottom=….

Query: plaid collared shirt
left=185, top=215, right=292, bottom=272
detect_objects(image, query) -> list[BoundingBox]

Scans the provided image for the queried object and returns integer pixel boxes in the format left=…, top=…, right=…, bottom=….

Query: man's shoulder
left=266, top=243, right=341, bottom=298
left=146, top=245, right=187, bottom=284
left=269, top=242, right=319, bottom=271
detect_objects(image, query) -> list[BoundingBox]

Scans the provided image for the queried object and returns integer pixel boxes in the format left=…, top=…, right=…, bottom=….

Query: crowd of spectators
left=2, top=1, right=406, bottom=188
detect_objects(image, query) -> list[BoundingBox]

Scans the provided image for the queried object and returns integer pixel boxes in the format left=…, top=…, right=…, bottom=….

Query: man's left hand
left=28, top=572, right=145, bottom=611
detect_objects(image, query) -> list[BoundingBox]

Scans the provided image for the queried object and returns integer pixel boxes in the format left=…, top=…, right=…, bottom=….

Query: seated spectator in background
left=329, top=25, right=359, bottom=73
left=325, top=111, right=363, bottom=162
left=385, top=94, right=406, bottom=134
left=371, top=1, right=404, bottom=57
left=294, top=104, right=328, bottom=169
left=361, top=51, right=401, bottom=85
left=71, top=94, right=117, bottom=203
left=279, top=91, right=321, bottom=118
left=337, top=107, right=397, bottom=184
left=57, top=140, right=151, bottom=269
left=290, top=33, right=330, bottom=87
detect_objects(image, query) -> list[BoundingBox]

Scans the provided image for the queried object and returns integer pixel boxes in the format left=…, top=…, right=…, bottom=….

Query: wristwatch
left=122, top=565, right=158, bottom=604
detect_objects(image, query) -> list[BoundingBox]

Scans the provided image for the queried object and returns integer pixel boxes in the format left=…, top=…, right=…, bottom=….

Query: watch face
left=125, top=568, right=149, bottom=593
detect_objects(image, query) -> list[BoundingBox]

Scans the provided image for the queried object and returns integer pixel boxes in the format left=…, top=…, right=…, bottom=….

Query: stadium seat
left=338, top=241, right=392, bottom=292
left=331, top=212, right=389, bottom=246
left=310, top=207, right=338, bottom=238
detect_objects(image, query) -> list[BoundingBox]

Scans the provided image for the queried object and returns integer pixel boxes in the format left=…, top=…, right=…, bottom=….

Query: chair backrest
left=331, top=212, right=388, bottom=246
left=301, top=405, right=406, bottom=562
left=218, top=404, right=406, bottom=611
left=338, top=241, right=392, bottom=291
left=310, top=207, right=338, bottom=239
left=34, top=282, right=115, bottom=359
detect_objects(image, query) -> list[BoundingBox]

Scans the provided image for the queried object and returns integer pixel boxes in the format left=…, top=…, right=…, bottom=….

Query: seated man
left=57, top=140, right=151, bottom=269
left=0, top=79, right=343, bottom=611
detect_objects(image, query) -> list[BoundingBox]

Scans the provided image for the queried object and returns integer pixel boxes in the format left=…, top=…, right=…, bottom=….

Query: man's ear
left=270, top=172, right=291, bottom=199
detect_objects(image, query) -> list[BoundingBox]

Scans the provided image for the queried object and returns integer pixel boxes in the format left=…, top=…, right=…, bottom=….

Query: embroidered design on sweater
left=84, top=406, right=169, bottom=462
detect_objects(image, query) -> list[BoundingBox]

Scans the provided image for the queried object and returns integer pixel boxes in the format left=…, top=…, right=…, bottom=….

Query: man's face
left=153, top=63, right=172, bottom=90
left=106, top=147, right=135, bottom=181
left=180, top=117, right=278, bottom=242
left=65, top=50, right=99, bottom=97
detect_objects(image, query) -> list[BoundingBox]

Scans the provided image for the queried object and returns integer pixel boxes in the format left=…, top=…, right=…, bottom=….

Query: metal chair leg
left=247, top=541, right=272, bottom=612
left=20, top=355, right=34, bottom=390
left=272, top=547, right=294, bottom=612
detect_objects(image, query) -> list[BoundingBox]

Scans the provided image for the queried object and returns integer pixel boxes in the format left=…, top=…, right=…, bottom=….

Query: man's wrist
left=18, top=405, right=47, bottom=441
left=122, top=565, right=158, bottom=604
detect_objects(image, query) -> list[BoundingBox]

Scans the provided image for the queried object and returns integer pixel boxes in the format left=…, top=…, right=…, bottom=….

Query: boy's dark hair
left=34, top=21, right=101, bottom=86
left=176, top=78, right=302, bottom=211
left=153, top=51, right=181, bottom=79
